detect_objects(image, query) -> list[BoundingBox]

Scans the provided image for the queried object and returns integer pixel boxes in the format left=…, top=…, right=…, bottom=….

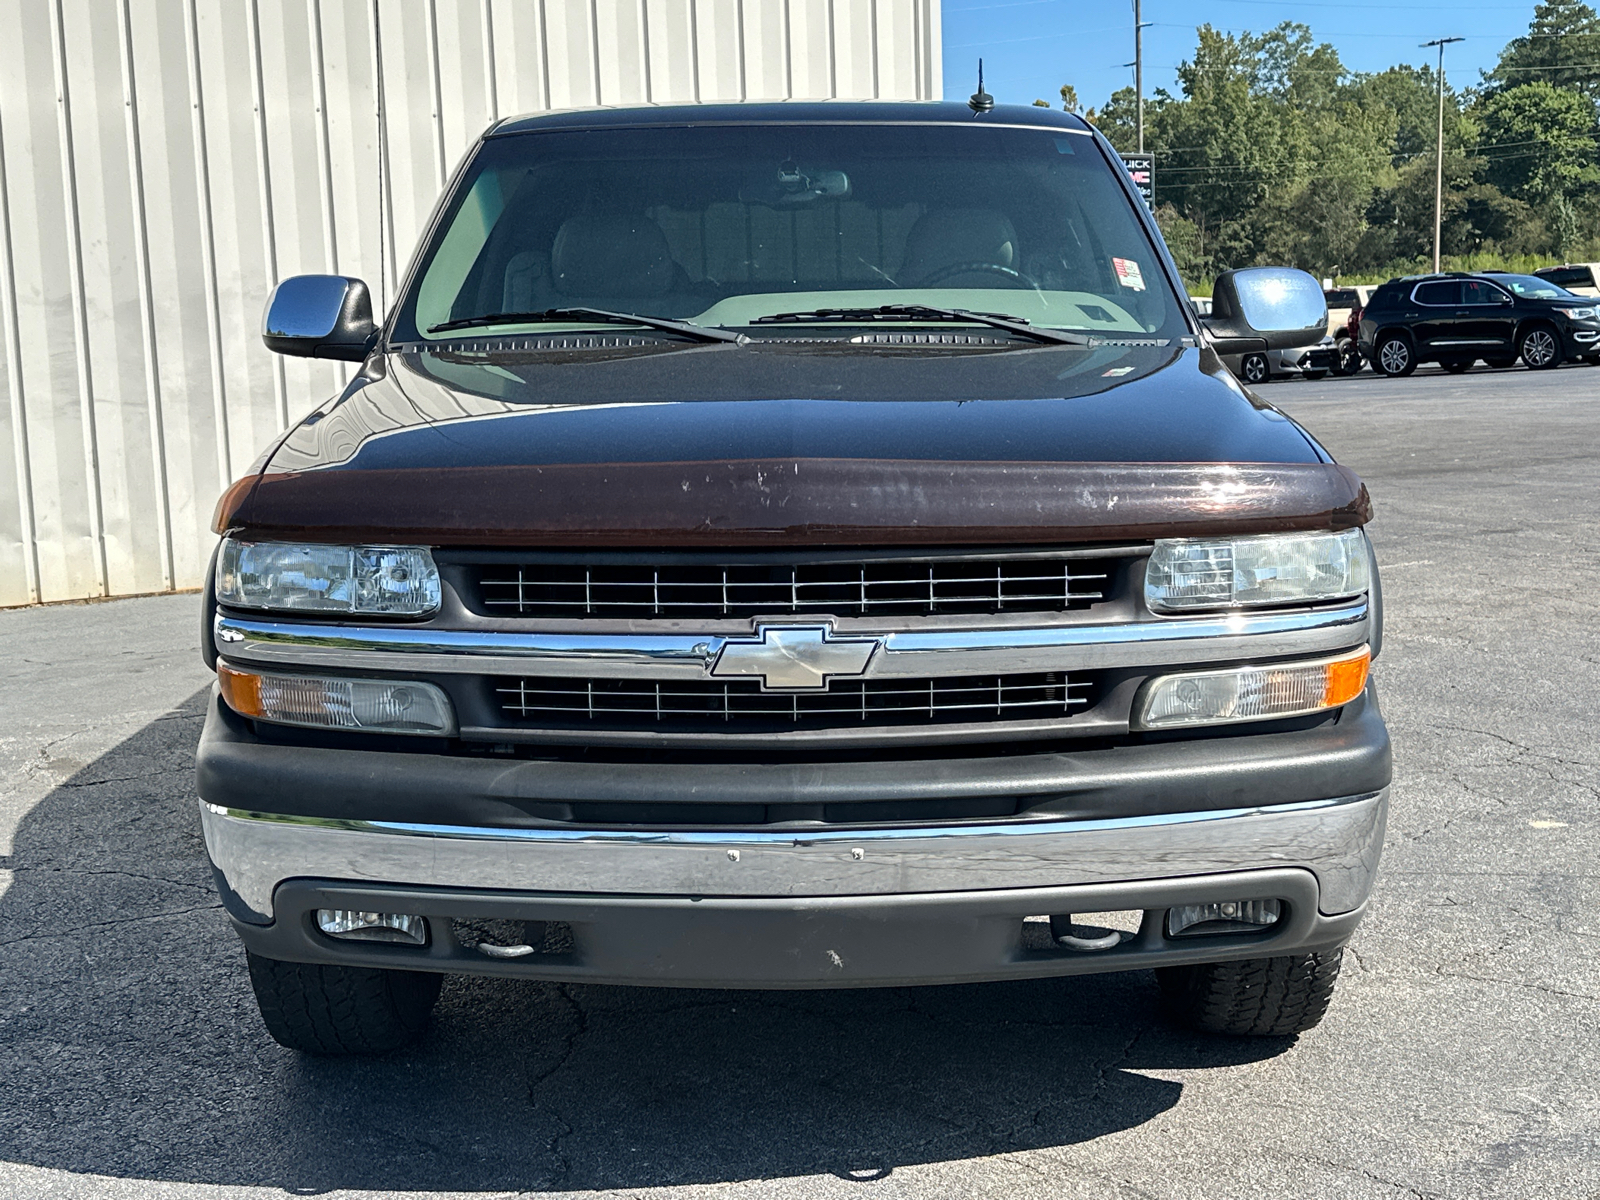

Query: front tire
left=1335, top=339, right=1362, bottom=375
left=1157, top=948, right=1344, bottom=1037
left=1239, top=353, right=1270, bottom=385
left=1519, top=325, right=1561, bottom=370
left=247, top=951, right=442, bottom=1055
left=1373, top=333, right=1416, bottom=377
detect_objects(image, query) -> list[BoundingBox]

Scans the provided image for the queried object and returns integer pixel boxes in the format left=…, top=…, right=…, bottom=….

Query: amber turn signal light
left=1135, top=646, right=1371, bottom=730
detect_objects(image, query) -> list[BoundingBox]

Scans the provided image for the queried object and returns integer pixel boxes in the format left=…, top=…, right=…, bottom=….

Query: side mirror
left=1201, top=267, right=1328, bottom=354
left=262, top=275, right=378, bottom=361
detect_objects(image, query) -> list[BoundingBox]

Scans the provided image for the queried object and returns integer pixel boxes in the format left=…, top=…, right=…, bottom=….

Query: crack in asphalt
left=0, top=902, right=221, bottom=948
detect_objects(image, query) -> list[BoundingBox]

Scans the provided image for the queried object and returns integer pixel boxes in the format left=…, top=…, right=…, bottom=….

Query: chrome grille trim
left=496, top=672, right=1091, bottom=729
left=474, top=557, right=1111, bottom=619
left=214, top=600, right=1370, bottom=679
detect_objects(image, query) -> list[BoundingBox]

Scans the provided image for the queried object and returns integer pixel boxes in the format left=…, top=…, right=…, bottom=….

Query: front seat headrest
left=551, top=213, right=676, bottom=298
left=900, top=209, right=1019, bottom=286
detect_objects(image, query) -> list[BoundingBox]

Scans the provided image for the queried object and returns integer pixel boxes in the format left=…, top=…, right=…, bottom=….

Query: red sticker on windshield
left=1113, top=257, right=1145, bottom=291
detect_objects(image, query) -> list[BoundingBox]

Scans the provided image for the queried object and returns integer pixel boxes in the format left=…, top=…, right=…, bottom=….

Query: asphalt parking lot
left=1, top=362, right=1597, bottom=1200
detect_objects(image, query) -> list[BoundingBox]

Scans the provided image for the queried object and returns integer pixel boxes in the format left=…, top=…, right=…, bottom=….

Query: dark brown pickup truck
left=198, top=102, right=1388, bottom=1055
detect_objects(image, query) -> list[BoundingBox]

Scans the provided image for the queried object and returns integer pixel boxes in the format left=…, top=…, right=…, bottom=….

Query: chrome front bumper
left=202, top=787, right=1387, bottom=925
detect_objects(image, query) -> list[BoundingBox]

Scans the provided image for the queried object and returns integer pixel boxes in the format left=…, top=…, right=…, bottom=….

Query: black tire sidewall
left=1519, top=325, right=1561, bottom=370
left=1375, top=335, right=1414, bottom=377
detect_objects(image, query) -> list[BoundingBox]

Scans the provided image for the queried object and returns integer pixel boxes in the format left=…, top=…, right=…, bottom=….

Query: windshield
left=397, top=123, right=1184, bottom=342
left=1493, top=274, right=1576, bottom=300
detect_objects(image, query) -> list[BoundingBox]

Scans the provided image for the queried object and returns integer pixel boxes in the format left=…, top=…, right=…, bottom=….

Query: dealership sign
left=1120, top=153, right=1155, bottom=207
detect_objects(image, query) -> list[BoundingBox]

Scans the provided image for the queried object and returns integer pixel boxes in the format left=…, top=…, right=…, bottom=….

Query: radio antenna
left=968, top=59, right=994, bottom=113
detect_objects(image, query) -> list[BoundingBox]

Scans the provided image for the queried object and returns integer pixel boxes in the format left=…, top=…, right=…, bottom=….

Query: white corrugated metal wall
left=0, top=0, right=942, bottom=607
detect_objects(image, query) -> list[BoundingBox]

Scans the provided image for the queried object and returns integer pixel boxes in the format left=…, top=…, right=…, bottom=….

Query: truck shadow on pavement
left=0, top=690, right=1296, bottom=1193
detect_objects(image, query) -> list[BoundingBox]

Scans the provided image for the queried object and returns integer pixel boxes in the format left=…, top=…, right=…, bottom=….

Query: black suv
left=1358, top=272, right=1600, bottom=376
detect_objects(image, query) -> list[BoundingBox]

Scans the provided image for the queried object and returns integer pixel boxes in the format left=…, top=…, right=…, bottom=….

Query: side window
left=1462, top=280, right=1509, bottom=306
left=1413, top=281, right=1460, bottom=306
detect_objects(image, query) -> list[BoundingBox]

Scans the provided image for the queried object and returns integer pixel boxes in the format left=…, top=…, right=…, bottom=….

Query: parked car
left=202, top=102, right=1388, bottom=1055
left=1324, top=286, right=1372, bottom=375
left=1534, top=263, right=1600, bottom=297
left=1358, top=271, right=1600, bottom=375
left=1218, top=333, right=1337, bottom=384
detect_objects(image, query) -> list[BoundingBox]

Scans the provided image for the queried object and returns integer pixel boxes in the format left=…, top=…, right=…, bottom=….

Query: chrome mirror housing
left=1202, top=267, right=1328, bottom=354
left=262, top=275, right=378, bottom=361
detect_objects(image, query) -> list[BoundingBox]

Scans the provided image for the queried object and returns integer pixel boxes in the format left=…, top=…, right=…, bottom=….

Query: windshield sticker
left=1102, top=366, right=1136, bottom=377
left=1113, top=258, right=1146, bottom=291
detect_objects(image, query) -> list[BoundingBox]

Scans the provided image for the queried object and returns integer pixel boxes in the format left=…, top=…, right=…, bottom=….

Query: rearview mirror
left=262, top=275, right=378, bottom=361
left=1201, top=267, right=1328, bottom=353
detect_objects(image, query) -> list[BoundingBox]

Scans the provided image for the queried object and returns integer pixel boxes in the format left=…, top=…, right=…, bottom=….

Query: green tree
left=1475, top=81, right=1600, bottom=204
left=1489, top=0, right=1600, bottom=101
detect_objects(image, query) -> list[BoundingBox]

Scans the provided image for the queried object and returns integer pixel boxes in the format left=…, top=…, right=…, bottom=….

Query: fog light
left=1166, top=899, right=1282, bottom=937
left=1134, top=646, right=1369, bottom=730
left=316, top=909, right=428, bottom=946
left=218, top=664, right=456, bottom=736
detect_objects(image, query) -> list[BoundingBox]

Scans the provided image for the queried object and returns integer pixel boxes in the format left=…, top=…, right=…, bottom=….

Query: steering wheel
left=916, top=261, right=1040, bottom=289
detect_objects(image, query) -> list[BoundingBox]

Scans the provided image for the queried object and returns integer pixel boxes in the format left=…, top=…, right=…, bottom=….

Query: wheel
left=1301, top=369, right=1329, bottom=381
left=1157, top=948, right=1344, bottom=1037
left=915, top=261, right=1040, bottom=289
left=246, top=951, right=442, bottom=1055
left=1485, top=356, right=1517, bottom=369
left=1519, top=325, right=1561, bottom=370
left=1441, top=359, right=1472, bottom=374
left=1373, top=334, right=1415, bottom=377
left=1335, top=340, right=1362, bottom=375
left=1239, top=353, right=1270, bottom=385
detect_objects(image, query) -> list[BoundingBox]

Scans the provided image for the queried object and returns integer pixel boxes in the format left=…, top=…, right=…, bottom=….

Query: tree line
left=1050, top=0, right=1600, bottom=284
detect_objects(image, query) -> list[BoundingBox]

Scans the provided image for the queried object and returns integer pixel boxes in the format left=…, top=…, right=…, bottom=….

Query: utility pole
left=1135, top=0, right=1143, bottom=152
left=1134, top=0, right=1153, bottom=152
left=1422, top=37, right=1463, bottom=274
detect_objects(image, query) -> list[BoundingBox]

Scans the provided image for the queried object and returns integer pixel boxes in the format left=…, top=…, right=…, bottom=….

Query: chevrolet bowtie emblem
left=709, top=625, right=879, bottom=691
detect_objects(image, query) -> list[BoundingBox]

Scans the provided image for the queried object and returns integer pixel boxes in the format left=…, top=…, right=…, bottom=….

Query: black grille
left=496, top=672, right=1090, bottom=731
left=473, top=556, right=1111, bottom=619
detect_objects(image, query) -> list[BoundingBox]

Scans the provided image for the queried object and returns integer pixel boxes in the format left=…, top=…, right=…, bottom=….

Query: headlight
left=1145, top=528, right=1369, bottom=612
left=1555, top=306, right=1596, bottom=320
left=216, top=538, right=440, bottom=615
left=218, top=664, right=456, bottom=736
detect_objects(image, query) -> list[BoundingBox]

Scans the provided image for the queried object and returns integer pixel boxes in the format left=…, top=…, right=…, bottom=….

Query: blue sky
left=941, top=0, right=1544, bottom=112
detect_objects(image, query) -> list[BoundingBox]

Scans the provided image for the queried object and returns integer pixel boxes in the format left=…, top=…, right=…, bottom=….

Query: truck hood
left=218, top=340, right=1369, bottom=546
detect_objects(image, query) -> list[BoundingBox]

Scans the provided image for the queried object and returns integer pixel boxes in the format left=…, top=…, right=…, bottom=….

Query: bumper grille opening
left=472, top=556, right=1113, bottom=619
left=496, top=672, right=1092, bottom=731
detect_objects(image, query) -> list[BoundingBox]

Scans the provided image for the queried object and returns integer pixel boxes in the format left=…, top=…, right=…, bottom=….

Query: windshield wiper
left=427, top=307, right=745, bottom=344
left=750, top=304, right=1089, bottom=346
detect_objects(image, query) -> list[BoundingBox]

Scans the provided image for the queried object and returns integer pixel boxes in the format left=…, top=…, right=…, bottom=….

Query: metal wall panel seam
left=481, top=0, right=499, bottom=119
left=0, top=98, right=42, bottom=603
left=424, top=0, right=446, bottom=191
left=48, top=0, right=108, bottom=595
left=307, top=0, right=339, bottom=273
left=870, top=0, right=880, bottom=98
left=689, top=0, right=702, bottom=101
left=912, top=0, right=921, bottom=98
left=537, top=0, right=553, bottom=110
left=827, top=0, right=837, bottom=96
left=117, top=0, right=175, bottom=590
left=588, top=0, right=603, bottom=104
left=735, top=0, right=746, bottom=99
left=246, top=0, right=289, bottom=432
left=639, top=0, right=653, bottom=102
left=924, top=0, right=940, bottom=98
left=783, top=0, right=793, bottom=97
left=181, top=0, right=231, bottom=485
left=368, top=0, right=397, bottom=308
